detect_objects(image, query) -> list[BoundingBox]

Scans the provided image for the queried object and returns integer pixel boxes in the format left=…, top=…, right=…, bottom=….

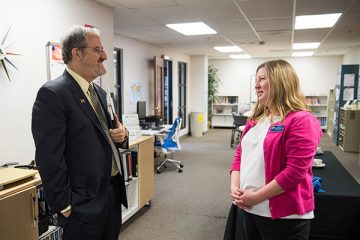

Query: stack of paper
left=122, top=114, right=141, bottom=140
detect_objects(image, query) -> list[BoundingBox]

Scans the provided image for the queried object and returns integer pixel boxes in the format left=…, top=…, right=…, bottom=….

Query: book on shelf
left=121, top=154, right=128, bottom=181
left=131, top=151, right=138, bottom=177
left=121, top=151, right=138, bottom=181
left=306, top=97, right=321, bottom=105
left=126, top=152, right=133, bottom=180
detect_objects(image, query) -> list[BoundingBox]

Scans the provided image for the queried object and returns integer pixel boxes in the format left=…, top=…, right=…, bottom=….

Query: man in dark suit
left=32, top=25, right=128, bottom=240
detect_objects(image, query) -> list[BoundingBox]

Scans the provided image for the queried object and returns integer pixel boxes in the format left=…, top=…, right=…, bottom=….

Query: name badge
left=270, top=125, right=284, bottom=132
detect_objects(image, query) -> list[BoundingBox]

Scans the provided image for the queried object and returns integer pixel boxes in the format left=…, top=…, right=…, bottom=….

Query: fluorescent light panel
left=214, top=46, right=243, bottom=53
left=166, top=22, right=216, bottom=35
left=292, top=51, right=314, bottom=57
left=293, top=42, right=320, bottom=50
left=229, top=54, right=251, bottom=59
left=295, top=13, right=342, bottom=29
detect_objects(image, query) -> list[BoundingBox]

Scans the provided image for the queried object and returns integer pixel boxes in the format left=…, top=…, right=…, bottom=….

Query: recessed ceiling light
left=229, top=54, right=251, bottom=59
left=214, top=46, right=243, bottom=53
left=292, top=51, right=314, bottom=57
left=293, top=42, right=320, bottom=50
left=166, top=22, right=217, bottom=35
left=295, top=13, right=342, bottom=29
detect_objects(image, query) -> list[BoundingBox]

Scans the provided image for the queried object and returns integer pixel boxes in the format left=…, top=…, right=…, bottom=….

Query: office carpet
left=119, top=129, right=235, bottom=240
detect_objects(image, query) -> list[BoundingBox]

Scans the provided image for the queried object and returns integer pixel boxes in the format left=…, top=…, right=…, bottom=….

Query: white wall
left=343, top=46, right=360, bottom=65
left=113, top=34, right=192, bottom=132
left=209, top=56, right=343, bottom=105
left=0, top=0, right=113, bottom=165
left=190, top=55, right=208, bottom=131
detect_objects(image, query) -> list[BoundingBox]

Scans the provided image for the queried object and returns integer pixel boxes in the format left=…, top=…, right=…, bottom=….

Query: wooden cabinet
left=0, top=171, right=41, bottom=240
left=306, top=95, right=328, bottom=130
left=211, top=96, right=238, bottom=127
left=338, top=108, right=360, bottom=152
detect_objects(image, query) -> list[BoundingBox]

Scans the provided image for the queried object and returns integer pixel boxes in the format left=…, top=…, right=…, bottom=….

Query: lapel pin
left=80, top=99, right=86, bottom=104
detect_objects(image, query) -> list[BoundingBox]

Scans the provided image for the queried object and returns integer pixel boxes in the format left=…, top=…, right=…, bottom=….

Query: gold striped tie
left=88, top=84, right=121, bottom=176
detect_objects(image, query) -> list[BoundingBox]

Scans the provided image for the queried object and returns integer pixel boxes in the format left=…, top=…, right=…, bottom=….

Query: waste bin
left=190, top=112, right=204, bottom=137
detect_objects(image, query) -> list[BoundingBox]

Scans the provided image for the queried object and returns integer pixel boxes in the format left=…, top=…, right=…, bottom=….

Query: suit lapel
left=63, top=71, right=108, bottom=140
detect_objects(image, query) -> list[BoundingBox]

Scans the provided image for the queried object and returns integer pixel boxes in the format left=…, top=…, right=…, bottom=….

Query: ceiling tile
left=251, top=18, right=292, bottom=32
left=136, top=6, right=199, bottom=24
left=237, top=0, right=293, bottom=19
left=296, top=0, right=354, bottom=15
left=112, top=0, right=178, bottom=9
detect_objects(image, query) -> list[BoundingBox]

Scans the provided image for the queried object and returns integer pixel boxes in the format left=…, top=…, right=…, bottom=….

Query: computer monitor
left=137, top=101, right=146, bottom=120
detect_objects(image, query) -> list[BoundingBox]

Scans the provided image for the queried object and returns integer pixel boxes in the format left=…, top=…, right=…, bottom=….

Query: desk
left=141, top=124, right=172, bottom=136
left=310, top=151, right=360, bottom=240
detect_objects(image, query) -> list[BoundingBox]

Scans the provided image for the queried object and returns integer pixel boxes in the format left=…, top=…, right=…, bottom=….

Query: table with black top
left=310, top=151, right=360, bottom=240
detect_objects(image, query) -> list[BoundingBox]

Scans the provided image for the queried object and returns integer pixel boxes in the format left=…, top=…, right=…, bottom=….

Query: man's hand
left=109, top=114, right=127, bottom=143
left=62, top=209, right=71, bottom=218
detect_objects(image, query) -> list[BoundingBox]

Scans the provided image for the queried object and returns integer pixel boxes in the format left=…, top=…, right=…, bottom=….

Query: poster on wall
left=46, top=42, right=65, bottom=80
left=129, top=82, right=143, bottom=104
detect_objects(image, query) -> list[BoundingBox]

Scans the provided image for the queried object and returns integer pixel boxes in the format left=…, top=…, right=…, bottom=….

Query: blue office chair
left=154, top=117, right=184, bottom=173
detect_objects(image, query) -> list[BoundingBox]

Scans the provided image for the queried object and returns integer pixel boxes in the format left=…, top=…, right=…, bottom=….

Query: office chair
left=154, top=117, right=184, bottom=173
left=230, top=112, right=247, bottom=148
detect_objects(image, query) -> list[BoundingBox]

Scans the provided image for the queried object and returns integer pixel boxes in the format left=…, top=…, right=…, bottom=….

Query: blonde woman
left=230, top=60, right=322, bottom=240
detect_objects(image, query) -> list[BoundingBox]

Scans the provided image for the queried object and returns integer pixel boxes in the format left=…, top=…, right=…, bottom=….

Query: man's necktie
left=88, top=84, right=122, bottom=176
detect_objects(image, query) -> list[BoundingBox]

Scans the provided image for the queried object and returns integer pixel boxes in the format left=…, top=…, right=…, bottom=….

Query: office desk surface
left=0, top=172, right=41, bottom=199
left=141, top=124, right=172, bottom=136
left=310, top=151, right=360, bottom=240
left=129, top=135, right=154, bottom=146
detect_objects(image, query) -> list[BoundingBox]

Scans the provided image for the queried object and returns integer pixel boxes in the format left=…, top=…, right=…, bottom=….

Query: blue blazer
left=32, top=70, right=127, bottom=222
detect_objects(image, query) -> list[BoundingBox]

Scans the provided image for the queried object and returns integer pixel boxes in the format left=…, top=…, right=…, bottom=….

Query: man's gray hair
left=61, top=25, right=100, bottom=64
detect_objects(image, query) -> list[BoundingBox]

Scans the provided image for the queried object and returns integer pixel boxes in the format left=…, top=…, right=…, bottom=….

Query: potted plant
left=208, top=65, right=221, bottom=127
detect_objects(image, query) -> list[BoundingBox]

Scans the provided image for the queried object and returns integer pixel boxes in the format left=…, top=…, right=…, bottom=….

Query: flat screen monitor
left=137, top=101, right=146, bottom=120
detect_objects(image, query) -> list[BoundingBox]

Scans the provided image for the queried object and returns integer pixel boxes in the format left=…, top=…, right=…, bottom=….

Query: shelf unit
left=211, top=96, right=238, bottom=127
left=338, top=108, right=360, bottom=152
left=120, top=136, right=154, bottom=223
left=332, top=64, right=359, bottom=145
left=306, top=95, right=328, bottom=130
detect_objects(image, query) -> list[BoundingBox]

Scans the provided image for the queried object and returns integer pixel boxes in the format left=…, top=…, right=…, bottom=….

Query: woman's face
left=255, top=67, right=272, bottom=107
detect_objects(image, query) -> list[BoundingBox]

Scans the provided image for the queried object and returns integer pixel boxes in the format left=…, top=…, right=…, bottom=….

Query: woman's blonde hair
left=250, top=59, right=309, bottom=121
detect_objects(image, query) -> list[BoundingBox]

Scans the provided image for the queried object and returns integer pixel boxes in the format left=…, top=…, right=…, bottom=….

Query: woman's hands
left=231, top=187, right=262, bottom=209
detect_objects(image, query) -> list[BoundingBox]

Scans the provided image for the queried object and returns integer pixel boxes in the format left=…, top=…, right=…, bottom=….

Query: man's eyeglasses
left=78, top=46, right=105, bottom=54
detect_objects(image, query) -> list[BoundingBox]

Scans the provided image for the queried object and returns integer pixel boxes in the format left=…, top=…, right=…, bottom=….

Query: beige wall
left=0, top=0, right=113, bottom=165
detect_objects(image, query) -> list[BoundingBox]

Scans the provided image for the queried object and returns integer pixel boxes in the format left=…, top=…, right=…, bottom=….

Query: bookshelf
left=211, top=96, right=238, bottom=127
left=121, top=136, right=154, bottom=223
left=332, top=64, right=359, bottom=145
left=120, top=148, right=139, bottom=222
left=306, top=95, right=328, bottom=130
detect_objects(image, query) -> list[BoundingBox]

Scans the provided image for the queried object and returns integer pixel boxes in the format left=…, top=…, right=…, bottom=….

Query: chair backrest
left=232, top=112, right=247, bottom=127
left=162, top=117, right=182, bottom=150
